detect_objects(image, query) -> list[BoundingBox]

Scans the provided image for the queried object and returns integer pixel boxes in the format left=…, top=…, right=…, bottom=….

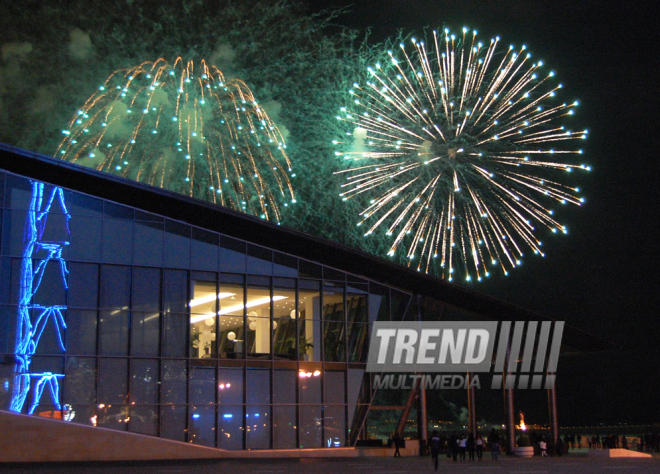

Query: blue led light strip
left=10, top=181, right=71, bottom=414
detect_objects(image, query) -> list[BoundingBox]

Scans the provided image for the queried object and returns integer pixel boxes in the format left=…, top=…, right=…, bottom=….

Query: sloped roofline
left=0, top=143, right=615, bottom=353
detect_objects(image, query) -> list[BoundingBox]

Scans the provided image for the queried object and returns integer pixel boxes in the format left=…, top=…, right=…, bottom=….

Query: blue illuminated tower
left=10, top=181, right=70, bottom=414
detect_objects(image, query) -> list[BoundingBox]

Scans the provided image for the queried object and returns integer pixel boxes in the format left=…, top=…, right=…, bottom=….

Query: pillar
left=467, top=372, right=477, bottom=436
left=547, top=374, right=558, bottom=443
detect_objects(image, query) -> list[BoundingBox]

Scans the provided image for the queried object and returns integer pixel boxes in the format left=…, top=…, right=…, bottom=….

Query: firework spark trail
left=335, top=28, right=590, bottom=281
left=57, top=58, right=295, bottom=221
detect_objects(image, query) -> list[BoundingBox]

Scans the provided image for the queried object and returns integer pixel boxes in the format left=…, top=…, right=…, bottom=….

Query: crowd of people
left=387, top=428, right=660, bottom=469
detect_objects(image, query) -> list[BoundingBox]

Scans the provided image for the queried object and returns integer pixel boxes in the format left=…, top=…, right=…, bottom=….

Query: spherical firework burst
left=335, top=28, right=590, bottom=281
left=57, top=58, right=295, bottom=221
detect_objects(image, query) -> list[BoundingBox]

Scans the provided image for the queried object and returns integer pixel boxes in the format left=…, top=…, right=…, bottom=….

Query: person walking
left=467, top=433, right=475, bottom=461
left=393, top=432, right=402, bottom=457
left=449, top=431, right=459, bottom=462
left=540, top=439, right=548, bottom=457
left=459, top=435, right=467, bottom=461
left=476, top=433, right=484, bottom=460
left=489, top=429, right=500, bottom=461
left=429, top=430, right=441, bottom=471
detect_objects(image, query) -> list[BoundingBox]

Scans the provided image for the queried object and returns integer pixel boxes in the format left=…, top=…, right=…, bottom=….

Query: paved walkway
left=2, top=453, right=660, bottom=474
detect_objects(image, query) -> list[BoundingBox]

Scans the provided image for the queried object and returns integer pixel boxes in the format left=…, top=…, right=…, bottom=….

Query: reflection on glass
left=217, top=283, right=244, bottom=358
left=190, top=280, right=219, bottom=359
left=129, top=405, right=158, bottom=436
left=160, top=405, right=187, bottom=442
left=189, top=405, right=215, bottom=447
left=246, top=405, right=271, bottom=449
left=272, top=285, right=296, bottom=359
left=273, top=405, right=297, bottom=448
left=217, top=368, right=243, bottom=404
left=323, top=286, right=345, bottom=362
left=218, top=405, right=244, bottom=450
left=299, top=405, right=323, bottom=448
left=324, top=405, right=346, bottom=447
left=246, top=286, right=271, bottom=356
left=298, top=281, right=320, bottom=361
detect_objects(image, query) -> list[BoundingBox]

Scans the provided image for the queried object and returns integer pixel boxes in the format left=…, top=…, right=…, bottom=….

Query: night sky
left=0, top=0, right=657, bottom=427
left=303, top=0, right=659, bottom=425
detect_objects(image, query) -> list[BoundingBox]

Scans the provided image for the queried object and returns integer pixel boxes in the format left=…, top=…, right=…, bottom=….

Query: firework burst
left=335, top=28, right=590, bottom=281
left=57, top=58, right=295, bottom=221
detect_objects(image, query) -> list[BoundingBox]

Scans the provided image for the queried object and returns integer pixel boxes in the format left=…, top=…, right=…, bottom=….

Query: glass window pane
left=130, top=359, right=158, bottom=405
left=324, top=405, right=346, bottom=447
left=132, top=267, right=160, bottom=311
left=129, top=405, right=158, bottom=436
left=66, top=310, right=97, bottom=355
left=69, top=405, right=97, bottom=427
left=97, top=405, right=129, bottom=431
left=4, top=174, right=33, bottom=209
left=98, top=358, right=128, bottom=404
left=246, top=405, right=270, bottom=449
left=133, top=221, right=163, bottom=267
left=191, top=228, right=219, bottom=271
left=273, top=405, right=297, bottom=449
left=131, top=268, right=161, bottom=357
left=27, top=356, right=64, bottom=412
left=68, top=263, right=99, bottom=308
left=246, top=284, right=271, bottom=356
left=161, top=360, right=187, bottom=405
left=99, top=265, right=130, bottom=355
left=190, top=280, right=217, bottom=359
left=299, top=260, right=321, bottom=279
left=323, top=286, right=345, bottom=362
left=273, top=253, right=298, bottom=277
left=0, top=305, right=16, bottom=353
left=0, top=258, right=21, bottom=305
left=1, top=210, right=28, bottom=256
left=218, top=405, right=243, bottom=450
left=273, top=369, right=296, bottom=404
left=189, top=405, right=216, bottom=447
left=71, top=192, right=103, bottom=217
left=273, top=285, right=296, bottom=360
left=164, top=220, right=190, bottom=269
left=247, top=244, right=272, bottom=275
left=162, top=270, right=188, bottom=357
left=246, top=368, right=270, bottom=405
left=69, top=216, right=102, bottom=261
left=161, top=405, right=187, bottom=442
left=369, top=283, right=389, bottom=322
left=131, top=312, right=159, bottom=357
left=104, top=202, right=133, bottom=219
left=217, top=368, right=243, bottom=404
left=32, top=308, right=67, bottom=355
left=64, top=357, right=96, bottom=405
left=299, top=405, right=323, bottom=448
left=219, top=236, right=246, bottom=273
left=163, top=270, right=187, bottom=313
left=390, top=290, right=411, bottom=322
left=102, top=218, right=133, bottom=264
left=218, top=283, right=244, bottom=358
left=100, top=265, right=131, bottom=308
left=347, top=294, right=367, bottom=324
left=324, top=371, right=345, bottom=405
left=189, top=365, right=216, bottom=405
left=298, top=281, right=320, bottom=362
left=299, top=370, right=321, bottom=405
left=323, top=267, right=345, bottom=282
left=99, top=309, right=129, bottom=356
left=32, top=259, right=67, bottom=308
left=347, top=324, right=369, bottom=363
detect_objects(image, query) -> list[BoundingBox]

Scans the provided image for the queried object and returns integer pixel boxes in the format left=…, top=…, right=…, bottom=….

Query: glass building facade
left=0, top=169, right=415, bottom=449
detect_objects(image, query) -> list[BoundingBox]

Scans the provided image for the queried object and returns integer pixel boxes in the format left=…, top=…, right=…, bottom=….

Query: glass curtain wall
left=0, top=170, right=412, bottom=450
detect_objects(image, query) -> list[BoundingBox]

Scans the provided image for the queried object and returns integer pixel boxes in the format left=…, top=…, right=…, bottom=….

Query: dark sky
left=303, top=0, right=660, bottom=425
